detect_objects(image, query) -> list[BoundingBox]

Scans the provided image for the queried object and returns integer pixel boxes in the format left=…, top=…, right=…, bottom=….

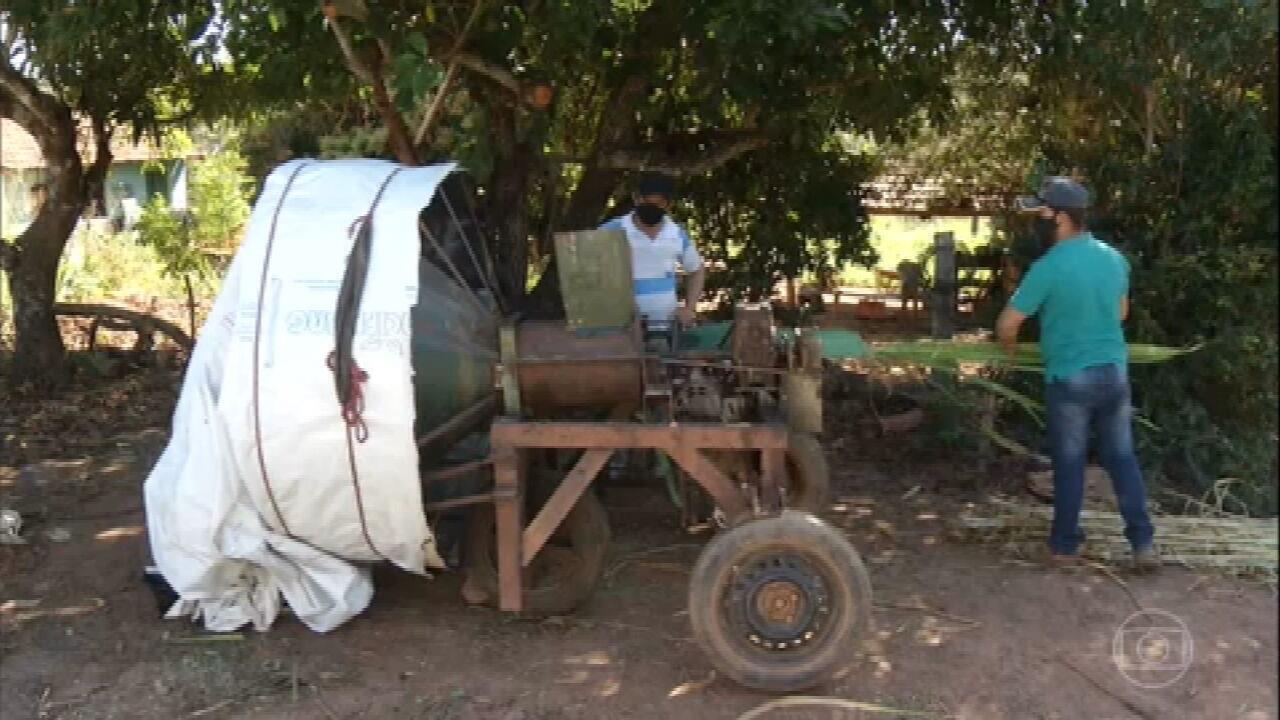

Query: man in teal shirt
left=997, top=177, right=1157, bottom=570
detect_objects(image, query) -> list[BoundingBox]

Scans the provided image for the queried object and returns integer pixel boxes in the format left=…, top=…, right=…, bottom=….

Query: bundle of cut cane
left=869, top=340, right=1197, bottom=371
left=955, top=495, right=1278, bottom=578
left=858, top=340, right=1198, bottom=456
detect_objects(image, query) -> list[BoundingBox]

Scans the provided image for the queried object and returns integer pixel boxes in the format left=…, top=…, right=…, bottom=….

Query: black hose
left=333, top=216, right=373, bottom=406
left=332, top=168, right=404, bottom=410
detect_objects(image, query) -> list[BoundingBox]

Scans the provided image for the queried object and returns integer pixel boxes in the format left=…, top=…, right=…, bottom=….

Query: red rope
left=326, top=351, right=370, bottom=443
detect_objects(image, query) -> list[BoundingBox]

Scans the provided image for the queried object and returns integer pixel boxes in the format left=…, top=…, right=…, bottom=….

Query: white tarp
left=145, top=158, right=453, bottom=632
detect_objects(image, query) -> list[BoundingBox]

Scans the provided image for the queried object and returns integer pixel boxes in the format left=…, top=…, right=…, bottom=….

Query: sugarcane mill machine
left=395, top=173, right=872, bottom=692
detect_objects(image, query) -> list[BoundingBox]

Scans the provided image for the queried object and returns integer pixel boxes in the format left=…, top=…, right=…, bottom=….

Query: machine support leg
left=667, top=447, right=749, bottom=524
left=522, top=448, right=613, bottom=566
left=760, top=448, right=785, bottom=513
left=492, top=446, right=524, bottom=612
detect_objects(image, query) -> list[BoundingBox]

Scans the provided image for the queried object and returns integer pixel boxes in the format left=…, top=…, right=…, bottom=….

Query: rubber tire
left=465, top=487, right=610, bottom=617
left=784, top=433, right=831, bottom=514
left=688, top=511, right=872, bottom=692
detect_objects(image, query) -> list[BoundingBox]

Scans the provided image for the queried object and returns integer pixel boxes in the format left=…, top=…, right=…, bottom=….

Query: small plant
left=135, top=194, right=211, bottom=282
left=188, top=150, right=254, bottom=252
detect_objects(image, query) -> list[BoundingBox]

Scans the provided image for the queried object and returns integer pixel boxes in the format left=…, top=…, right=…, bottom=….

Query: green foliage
left=318, top=126, right=391, bottom=160
left=134, top=148, right=253, bottom=284
left=2, top=1, right=226, bottom=136
left=219, top=0, right=1015, bottom=296
left=57, top=227, right=193, bottom=302
left=684, top=145, right=878, bottom=302
left=134, top=195, right=211, bottom=282
left=188, top=151, right=255, bottom=251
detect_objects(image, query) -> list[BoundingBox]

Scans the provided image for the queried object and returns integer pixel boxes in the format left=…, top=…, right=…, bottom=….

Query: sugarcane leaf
left=978, top=423, right=1044, bottom=458
left=960, top=373, right=1046, bottom=427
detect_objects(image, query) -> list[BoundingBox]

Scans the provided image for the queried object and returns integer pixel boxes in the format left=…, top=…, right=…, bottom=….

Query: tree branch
left=0, top=52, right=71, bottom=145
left=451, top=51, right=520, bottom=95
left=368, top=50, right=420, bottom=164
left=597, top=131, right=770, bottom=177
left=414, top=61, right=459, bottom=146
left=327, top=16, right=376, bottom=85
left=83, top=115, right=114, bottom=199
left=325, top=13, right=418, bottom=164
left=414, top=0, right=486, bottom=146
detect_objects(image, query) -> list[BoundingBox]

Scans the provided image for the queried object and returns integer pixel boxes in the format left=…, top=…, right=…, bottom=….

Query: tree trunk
left=560, top=167, right=626, bottom=230
left=0, top=74, right=108, bottom=388
left=6, top=168, right=83, bottom=387
left=481, top=99, right=533, bottom=307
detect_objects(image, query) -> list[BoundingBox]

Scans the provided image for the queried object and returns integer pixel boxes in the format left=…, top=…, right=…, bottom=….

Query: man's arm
left=680, top=266, right=706, bottom=324
left=999, top=256, right=1050, bottom=358
left=677, top=226, right=704, bottom=325
left=1119, top=295, right=1129, bottom=321
left=996, top=305, right=1027, bottom=355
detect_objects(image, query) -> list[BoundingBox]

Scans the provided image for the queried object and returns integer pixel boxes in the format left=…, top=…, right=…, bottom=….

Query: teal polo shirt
left=1010, top=232, right=1130, bottom=382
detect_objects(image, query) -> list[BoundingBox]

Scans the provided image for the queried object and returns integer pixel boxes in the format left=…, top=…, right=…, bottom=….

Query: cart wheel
left=464, top=487, right=609, bottom=617
left=688, top=511, right=872, bottom=692
left=783, top=433, right=831, bottom=513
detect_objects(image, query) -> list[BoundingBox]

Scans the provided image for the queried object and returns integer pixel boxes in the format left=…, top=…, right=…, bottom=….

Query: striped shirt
left=599, top=213, right=703, bottom=328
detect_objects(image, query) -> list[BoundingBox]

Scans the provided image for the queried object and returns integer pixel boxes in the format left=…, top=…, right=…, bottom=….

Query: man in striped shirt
left=599, top=173, right=706, bottom=330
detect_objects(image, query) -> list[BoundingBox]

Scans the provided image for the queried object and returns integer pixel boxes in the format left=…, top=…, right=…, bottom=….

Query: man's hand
left=676, top=304, right=697, bottom=327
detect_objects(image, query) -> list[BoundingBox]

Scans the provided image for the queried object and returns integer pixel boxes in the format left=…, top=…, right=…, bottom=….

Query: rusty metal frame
left=487, top=418, right=790, bottom=612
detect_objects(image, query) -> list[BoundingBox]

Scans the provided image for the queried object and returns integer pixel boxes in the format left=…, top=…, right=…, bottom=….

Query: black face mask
left=1033, top=216, right=1058, bottom=253
left=634, top=203, right=666, bottom=226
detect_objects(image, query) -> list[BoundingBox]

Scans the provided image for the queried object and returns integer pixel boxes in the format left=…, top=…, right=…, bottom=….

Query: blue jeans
left=1046, top=364, right=1155, bottom=555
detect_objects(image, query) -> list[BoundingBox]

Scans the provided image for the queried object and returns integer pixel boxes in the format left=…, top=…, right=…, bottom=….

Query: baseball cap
left=1016, top=176, right=1090, bottom=211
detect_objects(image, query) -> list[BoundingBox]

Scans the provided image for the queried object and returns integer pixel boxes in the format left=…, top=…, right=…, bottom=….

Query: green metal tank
left=409, top=256, right=498, bottom=452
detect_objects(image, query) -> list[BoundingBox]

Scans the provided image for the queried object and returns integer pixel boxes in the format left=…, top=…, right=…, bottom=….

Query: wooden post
left=931, top=232, right=956, bottom=340
left=492, top=445, right=524, bottom=612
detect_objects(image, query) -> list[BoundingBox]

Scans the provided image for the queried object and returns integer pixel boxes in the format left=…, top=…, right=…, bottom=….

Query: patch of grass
left=840, top=215, right=997, bottom=286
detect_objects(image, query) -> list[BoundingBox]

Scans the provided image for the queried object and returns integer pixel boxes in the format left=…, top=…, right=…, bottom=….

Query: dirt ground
left=1, top=367, right=1276, bottom=720
left=1, top=449, right=1274, bottom=720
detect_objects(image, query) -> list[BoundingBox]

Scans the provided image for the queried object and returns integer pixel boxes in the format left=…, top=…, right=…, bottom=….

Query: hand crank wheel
left=688, top=511, right=872, bottom=692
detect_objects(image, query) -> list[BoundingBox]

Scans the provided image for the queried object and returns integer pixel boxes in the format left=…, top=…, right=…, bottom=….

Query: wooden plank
left=499, top=325, right=521, bottom=415
left=492, top=447, right=524, bottom=612
left=667, top=447, right=749, bottom=523
left=521, top=449, right=612, bottom=567
left=489, top=420, right=788, bottom=450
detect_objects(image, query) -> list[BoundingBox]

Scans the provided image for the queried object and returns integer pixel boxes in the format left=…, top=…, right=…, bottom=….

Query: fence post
left=931, top=231, right=955, bottom=339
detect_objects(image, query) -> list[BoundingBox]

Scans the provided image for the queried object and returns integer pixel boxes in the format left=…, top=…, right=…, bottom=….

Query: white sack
left=145, top=158, right=453, bottom=632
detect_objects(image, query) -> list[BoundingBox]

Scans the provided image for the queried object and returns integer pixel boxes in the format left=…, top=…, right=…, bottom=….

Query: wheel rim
left=726, top=553, right=833, bottom=652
